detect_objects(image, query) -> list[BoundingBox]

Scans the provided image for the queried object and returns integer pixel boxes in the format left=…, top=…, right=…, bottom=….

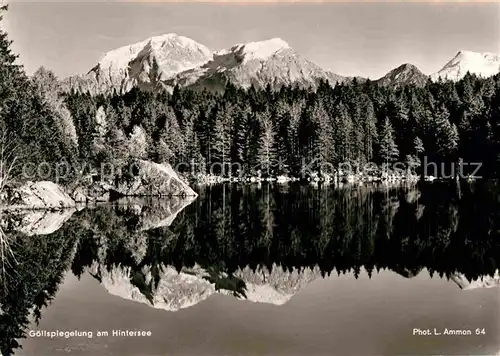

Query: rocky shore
left=0, top=160, right=197, bottom=210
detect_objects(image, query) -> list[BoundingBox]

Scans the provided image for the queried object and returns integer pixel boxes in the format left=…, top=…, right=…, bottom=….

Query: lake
left=1, top=181, right=499, bottom=356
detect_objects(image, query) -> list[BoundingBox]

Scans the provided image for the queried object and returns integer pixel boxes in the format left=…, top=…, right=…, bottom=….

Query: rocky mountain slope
left=62, top=33, right=212, bottom=95
left=91, top=263, right=322, bottom=311
left=375, top=63, right=429, bottom=87
left=165, top=38, right=347, bottom=92
left=63, top=36, right=349, bottom=94
left=431, top=50, right=500, bottom=82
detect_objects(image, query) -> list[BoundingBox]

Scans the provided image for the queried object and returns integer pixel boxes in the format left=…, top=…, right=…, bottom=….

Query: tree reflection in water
left=1, top=181, right=500, bottom=355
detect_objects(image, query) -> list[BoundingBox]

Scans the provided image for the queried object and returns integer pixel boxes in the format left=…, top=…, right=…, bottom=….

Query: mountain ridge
left=164, top=37, right=349, bottom=92
left=61, top=34, right=500, bottom=94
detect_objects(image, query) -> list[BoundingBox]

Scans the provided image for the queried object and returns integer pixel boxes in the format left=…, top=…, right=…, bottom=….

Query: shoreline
left=0, top=173, right=485, bottom=211
left=187, top=173, right=483, bottom=186
left=188, top=172, right=420, bottom=185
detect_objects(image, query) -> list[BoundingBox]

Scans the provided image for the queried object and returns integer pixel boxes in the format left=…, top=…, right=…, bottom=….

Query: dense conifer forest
left=1, top=5, right=500, bottom=184
left=64, top=72, right=500, bottom=180
left=0, top=6, right=77, bottom=184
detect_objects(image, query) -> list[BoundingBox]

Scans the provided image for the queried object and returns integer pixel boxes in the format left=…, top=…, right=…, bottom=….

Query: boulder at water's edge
left=3, top=181, right=76, bottom=210
left=113, top=160, right=197, bottom=197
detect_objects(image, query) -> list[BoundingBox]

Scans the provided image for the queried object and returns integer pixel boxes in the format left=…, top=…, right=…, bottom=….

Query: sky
left=3, top=1, right=500, bottom=79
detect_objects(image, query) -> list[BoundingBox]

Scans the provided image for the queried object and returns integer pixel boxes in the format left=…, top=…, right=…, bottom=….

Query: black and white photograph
left=0, top=0, right=499, bottom=355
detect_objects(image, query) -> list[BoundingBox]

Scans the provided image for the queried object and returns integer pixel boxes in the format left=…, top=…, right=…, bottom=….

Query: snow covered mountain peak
left=211, top=38, right=292, bottom=65
left=431, top=50, right=500, bottom=81
left=96, top=33, right=212, bottom=74
left=146, top=33, right=212, bottom=56
left=165, top=37, right=346, bottom=92
left=398, top=63, right=420, bottom=70
left=456, top=49, right=491, bottom=57
left=62, top=33, right=214, bottom=94
left=452, top=50, right=500, bottom=66
left=231, top=38, right=291, bottom=62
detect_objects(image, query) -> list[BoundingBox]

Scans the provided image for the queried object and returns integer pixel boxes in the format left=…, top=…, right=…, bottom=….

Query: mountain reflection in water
left=0, top=181, right=500, bottom=355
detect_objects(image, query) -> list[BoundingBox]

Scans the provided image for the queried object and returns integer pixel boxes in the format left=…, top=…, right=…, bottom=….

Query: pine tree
left=286, top=100, right=304, bottom=173
left=405, top=136, right=424, bottom=173
left=311, top=102, right=335, bottom=173
left=434, top=105, right=458, bottom=158
left=333, top=103, right=353, bottom=163
left=211, top=106, right=232, bottom=175
left=362, top=99, right=377, bottom=163
left=158, top=108, right=184, bottom=164
left=414, top=136, right=424, bottom=156
left=256, top=110, right=276, bottom=177
left=349, top=99, right=365, bottom=163
left=272, top=100, right=292, bottom=175
left=0, top=5, right=27, bottom=177
left=107, top=127, right=129, bottom=169
left=378, top=118, right=399, bottom=167
left=232, top=104, right=251, bottom=165
left=0, top=6, right=25, bottom=115
left=89, top=106, right=108, bottom=166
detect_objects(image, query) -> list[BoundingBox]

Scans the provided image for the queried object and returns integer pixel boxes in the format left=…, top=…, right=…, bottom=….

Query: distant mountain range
left=92, top=263, right=322, bottom=311
left=61, top=33, right=500, bottom=94
left=163, top=37, right=349, bottom=92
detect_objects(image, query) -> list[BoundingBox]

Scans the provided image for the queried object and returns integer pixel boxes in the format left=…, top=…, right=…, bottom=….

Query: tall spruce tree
left=256, top=110, right=276, bottom=177
left=311, top=102, right=335, bottom=173
left=434, top=105, right=459, bottom=160
left=211, top=105, right=232, bottom=175
left=378, top=118, right=400, bottom=168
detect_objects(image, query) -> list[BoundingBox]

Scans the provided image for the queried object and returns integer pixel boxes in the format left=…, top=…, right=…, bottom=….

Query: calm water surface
left=1, top=181, right=499, bottom=356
